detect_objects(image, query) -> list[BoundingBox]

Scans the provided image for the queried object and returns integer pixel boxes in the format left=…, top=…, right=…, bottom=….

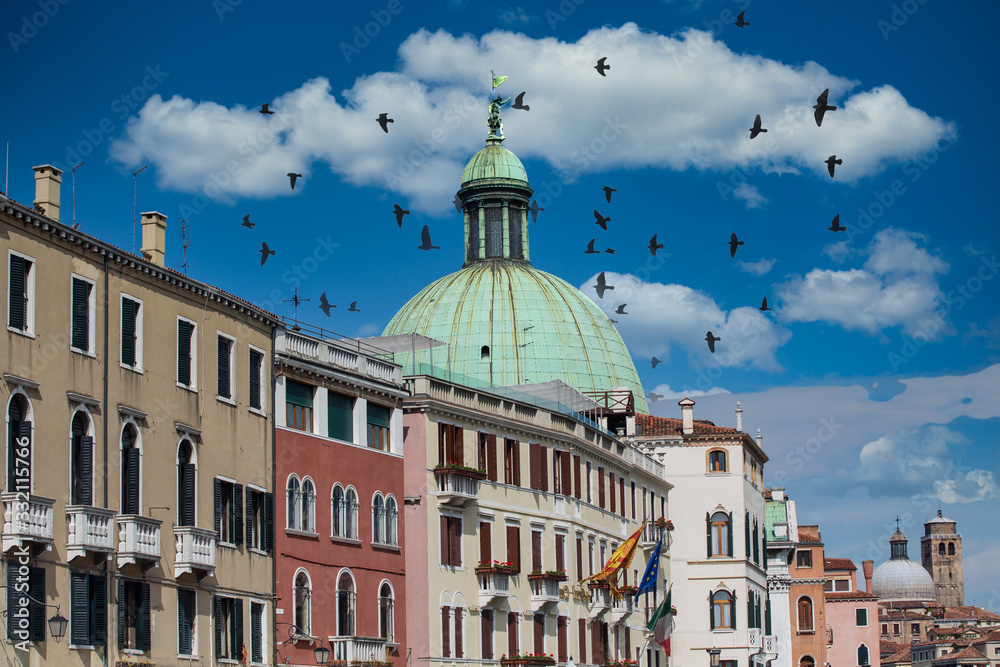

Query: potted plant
left=476, top=559, right=519, bottom=575
left=433, top=461, right=487, bottom=479
left=527, top=569, right=567, bottom=582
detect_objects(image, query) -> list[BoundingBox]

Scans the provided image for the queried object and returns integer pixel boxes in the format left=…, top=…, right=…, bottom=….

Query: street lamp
left=708, top=648, right=722, bottom=667
left=314, top=644, right=331, bottom=665
left=47, top=608, right=68, bottom=641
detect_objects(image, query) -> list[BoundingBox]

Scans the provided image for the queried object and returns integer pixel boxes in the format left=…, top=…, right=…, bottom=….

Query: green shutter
left=727, top=512, right=734, bottom=557
left=91, top=573, right=107, bottom=647
left=709, top=594, right=715, bottom=630
left=251, top=603, right=263, bottom=663
left=29, top=567, right=45, bottom=642
left=217, top=337, right=231, bottom=398
left=72, top=278, right=91, bottom=351
left=706, top=512, right=712, bottom=557
left=285, top=380, right=313, bottom=408
left=367, top=403, right=391, bottom=428
left=8, top=256, right=26, bottom=331
left=71, top=573, right=89, bottom=644
left=249, top=350, right=262, bottom=409
left=121, top=298, right=136, bottom=366
left=328, top=393, right=354, bottom=441
left=745, top=511, right=751, bottom=559
left=138, top=582, right=151, bottom=651
left=178, top=589, right=192, bottom=654
left=178, top=321, right=193, bottom=386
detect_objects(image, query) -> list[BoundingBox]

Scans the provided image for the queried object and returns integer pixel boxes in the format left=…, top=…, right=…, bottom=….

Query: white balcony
left=434, top=468, right=483, bottom=506
left=529, top=574, right=564, bottom=612
left=2, top=493, right=55, bottom=552
left=589, top=582, right=611, bottom=618
left=330, top=636, right=389, bottom=664
left=116, top=515, right=162, bottom=568
left=763, top=635, right=777, bottom=656
left=174, top=526, right=217, bottom=577
left=639, top=521, right=671, bottom=552
left=66, top=505, right=116, bottom=560
left=477, top=568, right=512, bottom=606
left=612, top=593, right=633, bottom=623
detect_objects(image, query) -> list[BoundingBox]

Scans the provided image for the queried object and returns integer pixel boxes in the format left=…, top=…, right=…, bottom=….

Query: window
left=506, top=524, right=521, bottom=571
left=285, top=476, right=314, bottom=534
left=177, top=440, right=196, bottom=527
left=119, top=579, right=151, bottom=651
left=439, top=423, right=463, bottom=465
left=948, top=542, right=955, bottom=555
left=442, top=605, right=465, bottom=659
left=712, top=590, right=734, bottom=630
left=250, top=601, right=265, bottom=664
left=6, top=394, right=32, bottom=494
left=215, top=595, right=243, bottom=660
left=373, top=493, right=384, bottom=544
left=6, top=564, right=44, bottom=642
left=709, top=449, right=727, bottom=472
left=71, top=276, right=95, bottom=353
left=177, top=588, right=196, bottom=656
left=121, top=424, right=140, bottom=515
left=800, top=658, right=815, bottom=667
left=293, top=571, right=311, bottom=636
left=7, top=251, right=35, bottom=334
left=246, top=487, right=274, bottom=552
left=332, top=485, right=345, bottom=537
left=530, top=443, right=548, bottom=492
left=337, top=571, right=356, bottom=636
left=367, top=403, right=391, bottom=451
left=709, top=511, right=732, bottom=557
left=216, top=478, right=244, bottom=544
left=478, top=432, right=498, bottom=481
left=796, top=550, right=813, bottom=568
left=441, top=514, right=462, bottom=566
left=881, top=623, right=888, bottom=634
left=858, top=645, right=870, bottom=666
left=798, top=597, right=814, bottom=632
left=482, top=608, right=494, bottom=660
left=285, top=381, right=313, bottom=432
left=70, top=572, right=106, bottom=647
left=121, top=296, right=142, bottom=369
left=510, top=612, right=520, bottom=656
left=177, top=317, right=197, bottom=388
left=938, top=542, right=946, bottom=555
left=893, top=623, right=900, bottom=635
left=287, top=477, right=300, bottom=530
left=301, top=479, right=316, bottom=532
left=70, top=410, right=94, bottom=506
left=504, top=438, right=520, bottom=486
left=856, top=608, right=868, bottom=627
left=379, top=582, right=394, bottom=642
left=328, top=392, right=354, bottom=442
left=217, top=334, right=234, bottom=400
left=911, top=623, right=920, bottom=635
left=248, top=347, right=264, bottom=412
left=332, top=486, right=359, bottom=540
left=385, top=496, right=397, bottom=546
left=531, top=529, right=543, bottom=572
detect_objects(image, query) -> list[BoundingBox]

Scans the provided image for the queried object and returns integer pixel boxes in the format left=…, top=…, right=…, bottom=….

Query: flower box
left=617, top=585, right=638, bottom=596
left=433, top=464, right=487, bottom=480
left=587, top=580, right=611, bottom=590
left=527, top=571, right=567, bottom=582
left=476, top=565, right=519, bottom=575
left=501, top=655, right=556, bottom=667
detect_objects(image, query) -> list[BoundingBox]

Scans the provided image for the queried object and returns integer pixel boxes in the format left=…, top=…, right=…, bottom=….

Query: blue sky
left=3, top=1, right=998, bottom=606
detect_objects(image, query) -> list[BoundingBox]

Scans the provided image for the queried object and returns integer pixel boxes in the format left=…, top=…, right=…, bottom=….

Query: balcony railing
left=589, top=582, right=611, bottom=618
left=174, top=526, right=217, bottom=577
left=529, top=574, right=564, bottom=611
left=611, top=593, right=633, bottom=623
left=639, top=521, right=672, bottom=550
left=477, top=568, right=512, bottom=606
left=330, top=636, right=389, bottom=664
left=2, top=493, right=55, bottom=552
left=66, top=505, right=116, bottom=560
left=434, top=467, right=484, bottom=506
left=116, top=515, right=162, bottom=568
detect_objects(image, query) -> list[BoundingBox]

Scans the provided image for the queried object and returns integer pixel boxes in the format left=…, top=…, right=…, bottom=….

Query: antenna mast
left=179, top=219, right=191, bottom=276
left=282, top=287, right=310, bottom=331
left=71, top=162, right=84, bottom=228
left=132, top=165, right=148, bottom=254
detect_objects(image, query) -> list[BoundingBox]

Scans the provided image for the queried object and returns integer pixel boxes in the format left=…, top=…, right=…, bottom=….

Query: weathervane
left=488, top=70, right=511, bottom=140
left=282, top=287, right=310, bottom=331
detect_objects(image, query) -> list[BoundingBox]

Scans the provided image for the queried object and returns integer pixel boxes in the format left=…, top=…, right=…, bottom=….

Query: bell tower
left=920, top=510, right=964, bottom=607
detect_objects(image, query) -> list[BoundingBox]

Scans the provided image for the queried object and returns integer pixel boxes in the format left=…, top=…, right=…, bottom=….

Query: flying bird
left=615, top=304, right=628, bottom=315
left=584, top=239, right=600, bottom=254
left=453, top=194, right=463, bottom=213
left=418, top=225, right=440, bottom=250
left=511, top=92, right=530, bottom=111
left=729, top=232, right=744, bottom=258
left=259, top=103, right=274, bottom=115
left=594, top=57, right=610, bottom=76
left=259, top=242, right=275, bottom=266
left=376, top=113, right=394, bottom=133
left=759, top=297, right=771, bottom=312
left=348, top=301, right=361, bottom=312
left=749, top=114, right=767, bottom=139
left=828, top=214, right=845, bottom=232
left=593, top=272, right=614, bottom=299
left=594, top=209, right=610, bottom=230
left=318, top=292, right=335, bottom=317
left=605, top=248, right=616, bottom=255
left=609, top=318, right=618, bottom=324
left=393, top=203, right=410, bottom=228
left=647, top=392, right=663, bottom=402
left=241, top=214, right=254, bottom=229
left=530, top=200, right=544, bottom=223
left=648, top=234, right=664, bottom=256
left=826, top=155, right=842, bottom=178
left=705, top=331, right=721, bottom=354
left=734, top=10, right=750, bottom=27
left=814, top=89, right=837, bottom=127
left=287, top=172, right=302, bottom=190
left=651, top=357, right=662, bottom=369
left=602, top=186, right=617, bottom=203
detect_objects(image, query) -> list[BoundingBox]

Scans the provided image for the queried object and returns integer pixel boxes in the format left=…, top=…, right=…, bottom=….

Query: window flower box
left=433, top=463, right=487, bottom=480
left=587, top=580, right=611, bottom=590
left=476, top=559, right=519, bottom=575
left=617, top=585, right=638, bottom=596
left=527, top=570, right=567, bottom=582
left=654, top=517, right=674, bottom=530
left=501, top=654, right=556, bottom=667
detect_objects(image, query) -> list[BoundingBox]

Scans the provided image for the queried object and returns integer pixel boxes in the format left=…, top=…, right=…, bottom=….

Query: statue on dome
left=487, top=94, right=510, bottom=139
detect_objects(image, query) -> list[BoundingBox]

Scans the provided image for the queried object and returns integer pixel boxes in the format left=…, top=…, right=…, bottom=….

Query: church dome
left=872, top=558, right=936, bottom=601
left=462, top=140, right=528, bottom=185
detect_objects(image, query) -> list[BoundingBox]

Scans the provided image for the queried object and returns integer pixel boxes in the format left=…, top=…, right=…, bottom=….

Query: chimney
left=772, top=487, right=785, bottom=501
left=140, top=211, right=167, bottom=267
left=678, top=397, right=695, bottom=435
left=32, top=164, right=62, bottom=221
left=736, top=401, right=743, bottom=432
left=862, top=560, right=874, bottom=592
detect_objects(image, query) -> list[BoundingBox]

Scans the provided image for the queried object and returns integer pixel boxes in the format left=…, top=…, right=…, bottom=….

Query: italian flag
left=647, top=589, right=672, bottom=656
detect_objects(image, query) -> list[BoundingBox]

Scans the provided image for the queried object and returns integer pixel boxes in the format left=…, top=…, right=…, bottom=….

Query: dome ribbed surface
left=461, top=140, right=529, bottom=185
left=872, top=558, right=936, bottom=601
left=382, top=261, right=649, bottom=414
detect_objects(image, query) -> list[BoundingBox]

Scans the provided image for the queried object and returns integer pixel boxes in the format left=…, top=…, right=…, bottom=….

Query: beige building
left=2, top=166, right=277, bottom=664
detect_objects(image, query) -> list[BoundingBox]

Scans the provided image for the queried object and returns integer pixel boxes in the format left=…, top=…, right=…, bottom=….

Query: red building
left=273, top=327, right=409, bottom=667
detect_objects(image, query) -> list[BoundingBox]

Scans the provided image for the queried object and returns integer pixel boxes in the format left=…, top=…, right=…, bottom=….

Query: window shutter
left=17, top=421, right=32, bottom=491
left=619, top=477, right=625, bottom=517
left=455, top=607, right=464, bottom=657
left=609, top=472, right=616, bottom=513
left=745, top=511, right=751, bottom=559
left=215, top=596, right=223, bottom=659
left=328, top=393, right=354, bottom=442
left=91, top=573, right=107, bottom=646
left=534, top=614, right=544, bottom=654
left=576, top=538, right=583, bottom=579
left=214, top=478, right=223, bottom=539
left=507, top=525, right=520, bottom=571
left=368, top=403, right=391, bottom=428
left=598, top=467, right=605, bottom=508
left=529, top=443, right=540, bottom=490
left=557, top=615, right=568, bottom=662
left=706, top=512, right=712, bottom=557
left=234, top=484, right=244, bottom=546
left=480, top=521, right=491, bottom=564
left=264, top=492, right=275, bottom=552
left=178, top=589, right=192, bottom=655
left=579, top=618, right=587, bottom=663
left=181, top=463, right=196, bottom=526
left=121, top=298, right=136, bottom=366
left=555, top=533, right=565, bottom=572
left=454, top=426, right=465, bottom=466
left=513, top=440, right=521, bottom=486
left=451, top=517, right=462, bottom=566
left=234, top=598, right=244, bottom=660
left=251, top=603, right=263, bottom=663
left=440, top=516, right=449, bottom=565
left=727, top=512, right=734, bottom=556
left=573, top=455, right=581, bottom=499
left=709, top=594, right=715, bottom=630
left=747, top=592, right=754, bottom=629
left=442, top=607, right=451, bottom=658
left=508, top=611, right=518, bottom=655
left=285, top=380, right=313, bottom=408
left=539, top=446, right=548, bottom=492
left=754, top=520, right=760, bottom=564
left=71, top=573, right=90, bottom=644
left=125, top=446, right=140, bottom=515
left=246, top=490, right=255, bottom=547
left=561, top=452, right=572, bottom=497
left=249, top=350, right=261, bottom=409
left=178, top=321, right=192, bottom=386
left=532, top=531, right=542, bottom=572
left=765, top=598, right=772, bottom=635
left=438, top=423, right=447, bottom=466
left=217, top=337, right=231, bottom=398
left=118, top=578, right=126, bottom=649
left=487, top=434, right=498, bottom=482
left=138, top=582, right=151, bottom=651
left=9, top=256, right=25, bottom=331
left=72, top=278, right=90, bottom=351
left=482, top=609, right=493, bottom=660
left=731, top=591, right=737, bottom=630
left=80, top=435, right=93, bottom=505
left=27, top=567, right=44, bottom=641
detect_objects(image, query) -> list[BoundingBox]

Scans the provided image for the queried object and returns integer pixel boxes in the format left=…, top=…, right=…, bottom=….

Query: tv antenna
left=132, top=165, right=148, bottom=253
left=176, top=220, right=192, bottom=276
left=71, top=162, right=84, bottom=228
left=282, top=287, right=309, bottom=331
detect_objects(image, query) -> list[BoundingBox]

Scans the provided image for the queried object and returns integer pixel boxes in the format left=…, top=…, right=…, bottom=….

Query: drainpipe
left=102, top=251, right=109, bottom=667
left=270, top=322, right=278, bottom=667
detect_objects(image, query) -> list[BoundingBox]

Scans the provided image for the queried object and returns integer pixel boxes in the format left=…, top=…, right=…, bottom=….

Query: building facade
left=919, top=512, right=964, bottom=608
left=765, top=487, right=799, bottom=667
left=2, top=167, right=277, bottom=664
left=788, top=526, right=829, bottom=667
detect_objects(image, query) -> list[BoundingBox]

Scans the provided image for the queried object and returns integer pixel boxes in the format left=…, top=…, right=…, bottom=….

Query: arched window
left=293, top=570, right=311, bottom=636
left=70, top=410, right=93, bottom=505
left=301, top=478, right=316, bottom=533
left=712, top=590, right=734, bottom=629
left=337, top=571, right=356, bottom=636
left=858, top=644, right=870, bottom=666
left=948, top=542, right=955, bottom=555
left=332, top=485, right=345, bottom=537
left=379, top=582, right=395, bottom=642
left=939, top=542, right=946, bottom=555
left=800, top=657, right=815, bottom=667
left=345, top=487, right=359, bottom=539
left=481, top=345, right=490, bottom=360
left=177, top=439, right=196, bottom=526
left=287, top=476, right=301, bottom=530
left=798, top=596, right=814, bottom=632
left=708, top=449, right=727, bottom=472
left=7, top=393, right=31, bottom=493
left=121, top=423, right=140, bottom=515
left=373, top=493, right=385, bottom=544
left=386, top=496, right=398, bottom=547
left=710, top=511, right=731, bottom=557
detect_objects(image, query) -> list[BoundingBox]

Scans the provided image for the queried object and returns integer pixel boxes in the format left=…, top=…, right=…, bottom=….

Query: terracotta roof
left=826, top=591, right=877, bottom=601
left=798, top=525, right=822, bottom=542
left=634, top=413, right=738, bottom=436
left=943, top=607, right=1000, bottom=622
left=881, top=609, right=931, bottom=620
left=932, top=646, right=988, bottom=663
left=825, top=557, right=857, bottom=570
left=882, top=640, right=909, bottom=655
left=763, top=488, right=773, bottom=499
left=883, top=648, right=914, bottom=665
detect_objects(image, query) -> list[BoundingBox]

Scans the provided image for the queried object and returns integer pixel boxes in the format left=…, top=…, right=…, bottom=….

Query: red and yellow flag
left=580, top=525, right=643, bottom=584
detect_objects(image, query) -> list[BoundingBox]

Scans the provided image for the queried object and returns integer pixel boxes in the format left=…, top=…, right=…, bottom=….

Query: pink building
left=824, top=558, right=881, bottom=667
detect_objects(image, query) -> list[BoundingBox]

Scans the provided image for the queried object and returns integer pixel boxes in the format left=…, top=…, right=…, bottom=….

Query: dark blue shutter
left=245, top=490, right=255, bottom=547
left=214, top=596, right=223, bottom=658
left=29, top=567, right=45, bottom=642
left=233, top=598, right=244, bottom=659
left=138, top=582, right=151, bottom=651
left=217, top=337, right=231, bottom=399
left=181, top=463, right=196, bottom=526
left=121, top=298, right=136, bottom=366
left=234, top=485, right=244, bottom=546
left=71, top=573, right=89, bottom=644
left=178, top=590, right=192, bottom=655
left=125, top=447, right=140, bottom=515
left=178, top=321, right=193, bottom=386
left=91, top=573, right=107, bottom=646
left=72, top=278, right=90, bottom=351
left=251, top=603, right=262, bottom=663
left=249, top=350, right=262, bottom=409
left=214, top=478, right=223, bottom=539
left=118, top=578, right=126, bottom=648
left=8, top=256, right=26, bottom=331
left=264, top=492, right=275, bottom=552
left=80, top=436, right=93, bottom=505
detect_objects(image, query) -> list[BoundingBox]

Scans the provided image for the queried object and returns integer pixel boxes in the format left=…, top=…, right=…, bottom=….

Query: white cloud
left=934, top=470, right=999, bottom=504
left=648, top=383, right=729, bottom=401
left=777, top=228, right=950, bottom=337
left=109, top=24, right=956, bottom=214
left=733, top=183, right=766, bottom=208
left=821, top=240, right=852, bottom=263
left=499, top=6, right=532, bottom=24
left=738, top=258, right=775, bottom=275
left=579, top=272, right=791, bottom=371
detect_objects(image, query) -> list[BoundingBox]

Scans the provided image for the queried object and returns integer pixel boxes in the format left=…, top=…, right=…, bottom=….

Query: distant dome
left=872, top=558, right=937, bottom=601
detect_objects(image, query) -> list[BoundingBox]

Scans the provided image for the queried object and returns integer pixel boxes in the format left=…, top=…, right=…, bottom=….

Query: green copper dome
left=461, top=139, right=529, bottom=186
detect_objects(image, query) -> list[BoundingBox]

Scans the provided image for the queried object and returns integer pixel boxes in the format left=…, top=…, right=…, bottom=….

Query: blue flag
left=635, top=532, right=664, bottom=602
